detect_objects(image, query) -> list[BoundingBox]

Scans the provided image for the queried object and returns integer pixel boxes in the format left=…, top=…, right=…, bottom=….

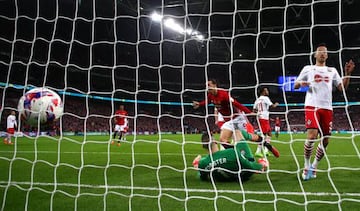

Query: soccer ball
left=17, top=87, right=63, bottom=126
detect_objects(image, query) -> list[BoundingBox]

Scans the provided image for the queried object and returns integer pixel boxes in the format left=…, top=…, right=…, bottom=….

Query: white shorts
left=114, top=124, right=128, bottom=132
left=275, top=126, right=280, bottom=132
left=220, top=115, right=248, bottom=132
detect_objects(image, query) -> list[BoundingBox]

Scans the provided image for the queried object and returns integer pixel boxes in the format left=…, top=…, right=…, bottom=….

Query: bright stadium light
left=150, top=11, right=205, bottom=41
left=151, top=12, right=163, bottom=22
left=164, top=18, right=184, bottom=34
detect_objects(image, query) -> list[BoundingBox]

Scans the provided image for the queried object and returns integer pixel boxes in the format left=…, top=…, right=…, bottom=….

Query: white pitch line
left=0, top=150, right=359, bottom=157
left=0, top=181, right=360, bottom=197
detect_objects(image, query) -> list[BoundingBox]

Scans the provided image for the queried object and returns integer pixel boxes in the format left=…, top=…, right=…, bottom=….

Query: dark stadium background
left=0, top=0, right=359, bottom=132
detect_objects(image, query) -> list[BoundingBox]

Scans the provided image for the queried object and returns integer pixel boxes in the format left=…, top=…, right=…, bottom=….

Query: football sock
left=304, top=140, right=314, bottom=169
left=312, top=143, right=325, bottom=169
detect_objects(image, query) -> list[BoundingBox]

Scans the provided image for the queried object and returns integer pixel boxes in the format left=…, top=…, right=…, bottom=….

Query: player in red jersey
left=4, top=111, right=17, bottom=145
left=112, top=105, right=128, bottom=146
left=271, top=116, right=285, bottom=139
left=193, top=79, right=256, bottom=149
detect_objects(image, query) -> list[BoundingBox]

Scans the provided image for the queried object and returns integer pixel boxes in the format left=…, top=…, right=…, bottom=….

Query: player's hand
left=192, top=101, right=200, bottom=109
left=192, top=155, right=201, bottom=168
left=345, top=59, right=355, bottom=75
left=300, top=81, right=310, bottom=87
left=258, top=158, right=269, bottom=172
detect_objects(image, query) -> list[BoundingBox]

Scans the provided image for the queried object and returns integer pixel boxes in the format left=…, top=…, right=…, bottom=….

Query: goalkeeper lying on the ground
left=192, top=130, right=279, bottom=182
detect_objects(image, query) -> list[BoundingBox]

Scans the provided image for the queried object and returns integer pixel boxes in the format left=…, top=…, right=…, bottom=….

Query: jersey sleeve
left=253, top=99, right=258, bottom=110
left=198, top=93, right=212, bottom=107
left=332, top=68, right=342, bottom=87
left=235, top=142, right=262, bottom=170
left=295, top=66, right=309, bottom=83
left=265, top=96, right=273, bottom=106
left=230, top=97, right=252, bottom=113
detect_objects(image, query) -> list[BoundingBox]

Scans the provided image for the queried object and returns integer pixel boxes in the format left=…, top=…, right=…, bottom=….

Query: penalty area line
left=0, top=150, right=359, bottom=158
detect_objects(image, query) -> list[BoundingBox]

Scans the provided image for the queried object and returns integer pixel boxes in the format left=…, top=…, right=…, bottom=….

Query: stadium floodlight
left=150, top=11, right=205, bottom=41
left=164, top=18, right=184, bottom=34
left=151, top=11, right=163, bottom=22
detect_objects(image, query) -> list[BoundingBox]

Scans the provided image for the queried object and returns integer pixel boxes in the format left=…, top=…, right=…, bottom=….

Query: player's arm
left=214, top=107, right=219, bottom=125
left=192, top=100, right=207, bottom=109
left=271, top=102, right=279, bottom=108
left=338, top=59, right=355, bottom=91
left=234, top=142, right=263, bottom=171
left=230, top=97, right=252, bottom=114
left=294, top=67, right=310, bottom=89
left=294, top=81, right=309, bottom=89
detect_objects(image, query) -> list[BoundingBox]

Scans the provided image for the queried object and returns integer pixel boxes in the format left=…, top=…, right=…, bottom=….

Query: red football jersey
left=198, top=89, right=251, bottom=121
left=115, top=110, right=128, bottom=125
left=275, top=118, right=281, bottom=127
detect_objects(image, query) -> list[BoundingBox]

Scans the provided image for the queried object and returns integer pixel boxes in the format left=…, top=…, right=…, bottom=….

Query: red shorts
left=305, top=106, right=333, bottom=135
left=259, top=119, right=271, bottom=134
left=7, top=128, right=15, bottom=135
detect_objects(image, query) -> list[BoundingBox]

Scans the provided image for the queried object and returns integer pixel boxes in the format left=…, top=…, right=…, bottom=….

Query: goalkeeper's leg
left=240, top=130, right=280, bottom=158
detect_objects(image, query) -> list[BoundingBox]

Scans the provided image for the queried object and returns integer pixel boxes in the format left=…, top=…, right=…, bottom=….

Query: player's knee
left=305, top=140, right=315, bottom=147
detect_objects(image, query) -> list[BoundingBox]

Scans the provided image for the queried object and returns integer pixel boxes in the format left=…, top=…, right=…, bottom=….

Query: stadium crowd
left=1, top=96, right=359, bottom=134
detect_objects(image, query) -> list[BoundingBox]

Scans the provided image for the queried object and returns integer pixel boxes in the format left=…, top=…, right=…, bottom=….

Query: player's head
left=201, top=132, right=211, bottom=149
left=119, top=105, right=124, bottom=110
left=207, top=79, right=218, bottom=95
left=314, top=43, right=328, bottom=64
left=276, top=117, right=279, bottom=120
left=201, top=132, right=219, bottom=153
left=259, top=87, right=269, bottom=96
left=10, top=110, right=16, bottom=116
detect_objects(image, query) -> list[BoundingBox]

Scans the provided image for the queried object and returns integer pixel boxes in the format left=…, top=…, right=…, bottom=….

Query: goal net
left=1, top=0, right=360, bottom=210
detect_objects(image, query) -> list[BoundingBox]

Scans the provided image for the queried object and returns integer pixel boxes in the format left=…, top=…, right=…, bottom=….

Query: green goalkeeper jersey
left=198, top=141, right=263, bottom=182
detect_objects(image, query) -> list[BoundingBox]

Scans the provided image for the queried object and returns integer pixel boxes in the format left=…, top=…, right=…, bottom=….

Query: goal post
left=1, top=0, right=360, bottom=210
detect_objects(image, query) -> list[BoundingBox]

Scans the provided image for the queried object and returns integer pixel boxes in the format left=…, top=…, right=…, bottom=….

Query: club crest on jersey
left=306, top=119, right=312, bottom=126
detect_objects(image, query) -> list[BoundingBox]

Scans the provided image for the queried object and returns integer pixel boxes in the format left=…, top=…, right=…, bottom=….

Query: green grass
left=1, top=133, right=360, bottom=210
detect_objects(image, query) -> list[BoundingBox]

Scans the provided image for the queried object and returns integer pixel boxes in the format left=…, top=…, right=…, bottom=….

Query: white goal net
left=1, top=0, right=360, bottom=210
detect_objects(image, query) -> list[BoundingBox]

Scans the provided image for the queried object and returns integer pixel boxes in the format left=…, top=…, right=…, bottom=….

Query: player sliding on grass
left=192, top=130, right=279, bottom=182
left=294, top=43, right=355, bottom=181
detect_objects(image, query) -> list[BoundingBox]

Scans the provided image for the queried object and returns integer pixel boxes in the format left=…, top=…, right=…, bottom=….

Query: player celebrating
left=294, top=43, right=355, bottom=180
left=4, top=111, right=17, bottom=145
left=112, top=105, right=128, bottom=146
left=192, top=130, right=279, bottom=182
left=193, top=79, right=253, bottom=149
left=253, top=87, right=279, bottom=157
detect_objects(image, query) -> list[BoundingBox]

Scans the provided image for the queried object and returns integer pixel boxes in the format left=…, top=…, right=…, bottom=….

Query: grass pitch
left=1, top=133, right=360, bottom=210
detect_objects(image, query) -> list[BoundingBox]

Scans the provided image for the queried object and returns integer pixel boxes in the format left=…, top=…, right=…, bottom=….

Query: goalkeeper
left=192, top=130, right=279, bottom=182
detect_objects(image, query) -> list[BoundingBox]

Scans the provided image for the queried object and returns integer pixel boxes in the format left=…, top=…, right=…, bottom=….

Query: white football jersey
left=295, top=65, right=342, bottom=110
left=253, top=95, right=273, bottom=120
left=7, top=114, right=17, bottom=129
